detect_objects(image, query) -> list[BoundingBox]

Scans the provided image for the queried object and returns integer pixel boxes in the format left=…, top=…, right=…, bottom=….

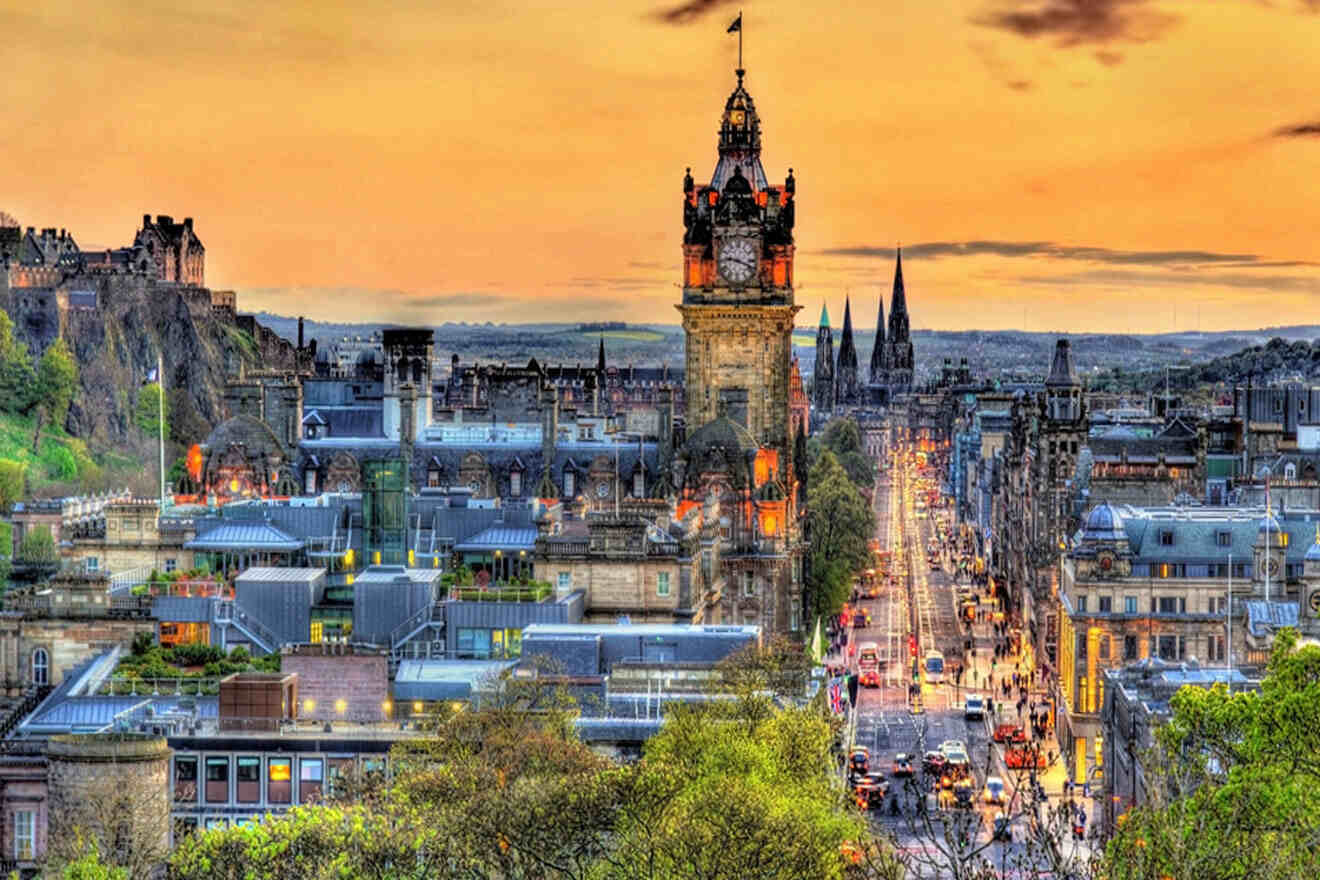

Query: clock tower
left=678, top=67, right=798, bottom=473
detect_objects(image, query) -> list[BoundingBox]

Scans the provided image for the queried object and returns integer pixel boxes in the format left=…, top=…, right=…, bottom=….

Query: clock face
left=596, top=482, right=611, bottom=498
left=1267, top=558, right=1279, bottom=576
left=718, top=238, right=757, bottom=284
left=1309, top=590, right=1320, bottom=615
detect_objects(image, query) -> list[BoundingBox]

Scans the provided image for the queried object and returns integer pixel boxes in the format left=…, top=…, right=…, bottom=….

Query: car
left=1005, top=746, right=1048, bottom=770
left=993, top=724, right=1028, bottom=745
left=891, top=754, right=914, bottom=777
left=929, top=561, right=942, bottom=572
left=852, top=611, right=868, bottom=629
left=939, top=740, right=968, bottom=755
left=943, top=748, right=970, bottom=772
left=921, top=751, right=947, bottom=775
left=953, top=778, right=975, bottom=808
left=992, top=811, right=1012, bottom=841
left=849, top=747, right=871, bottom=776
left=860, top=669, right=881, bottom=688
left=852, top=772, right=890, bottom=809
left=964, top=695, right=985, bottom=720
left=983, top=776, right=1006, bottom=805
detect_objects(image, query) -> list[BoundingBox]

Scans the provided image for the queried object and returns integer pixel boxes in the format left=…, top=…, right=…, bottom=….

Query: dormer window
left=510, top=470, right=522, bottom=497
left=1159, top=530, right=1174, bottom=547
left=564, top=471, right=575, bottom=497
left=633, top=470, right=645, bottom=497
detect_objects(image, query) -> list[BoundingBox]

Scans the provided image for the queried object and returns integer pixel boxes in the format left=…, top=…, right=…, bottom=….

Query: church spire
left=597, top=335, right=606, bottom=374
left=890, top=247, right=907, bottom=324
left=884, top=247, right=915, bottom=395
left=818, top=302, right=830, bottom=328
left=836, top=295, right=860, bottom=406
left=869, top=285, right=886, bottom=384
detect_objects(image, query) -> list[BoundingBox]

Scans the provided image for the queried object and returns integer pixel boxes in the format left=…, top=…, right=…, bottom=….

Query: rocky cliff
left=1, top=277, right=301, bottom=449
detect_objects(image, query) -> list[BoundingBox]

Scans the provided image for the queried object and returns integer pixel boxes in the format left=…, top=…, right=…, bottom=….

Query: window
left=305, top=470, right=318, bottom=494
left=236, top=756, right=261, bottom=803
left=1280, top=532, right=1290, bottom=548
left=327, top=758, right=355, bottom=796
left=657, top=572, right=671, bottom=597
left=790, top=603, right=800, bottom=631
left=1099, top=636, right=1110, bottom=660
left=1076, top=595, right=1087, bottom=613
left=1159, top=530, right=1174, bottom=546
left=1099, top=596, right=1112, bottom=613
left=510, top=471, right=522, bottom=497
left=165, top=558, right=177, bottom=573
left=31, top=648, right=48, bottom=686
left=1076, top=632, right=1088, bottom=660
left=557, top=572, right=571, bottom=592
left=174, top=756, right=199, bottom=802
left=1158, top=596, right=1178, bottom=614
left=205, top=756, right=229, bottom=803
left=173, top=816, right=199, bottom=842
left=457, top=628, right=492, bottom=659
left=1216, top=530, right=1232, bottom=547
left=14, top=810, right=34, bottom=860
left=267, top=758, right=292, bottom=804
left=633, top=470, right=644, bottom=498
left=300, top=758, right=324, bottom=804
left=1124, top=635, right=1138, bottom=661
left=1124, top=596, right=1137, bottom=614
left=85, top=557, right=98, bottom=571
left=743, top=571, right=756, bottom=597
left=1157, top=635, right=1178, bottom=661
left=564, top=471, right=575, bottom=497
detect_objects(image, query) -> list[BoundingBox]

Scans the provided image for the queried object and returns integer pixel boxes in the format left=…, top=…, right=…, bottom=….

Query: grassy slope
left=0, top=409, right=136, bottom=495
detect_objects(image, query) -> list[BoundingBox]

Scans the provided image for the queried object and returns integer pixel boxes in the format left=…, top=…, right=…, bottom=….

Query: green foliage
left=813, top=417, right=876, bottom=491
left=1101, top=628, right=1320, bottom=880
left=133, top=383, right=170, bottom=437
left=46, top=836, right=130, bottom=880
left=16, top=524, right=56, bottom=564
left=806, top=450, right=876, bottom=618
left=0, top=458, right=25, bottom=509
left=37, top=338, right=78, bottom=428
left=42, top=443, right=78, bottom=480
left=0, top=311, right=36, bottom=415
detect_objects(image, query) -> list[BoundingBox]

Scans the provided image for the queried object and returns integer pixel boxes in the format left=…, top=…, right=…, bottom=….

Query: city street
left=838, top=446, right=1097, bottom=877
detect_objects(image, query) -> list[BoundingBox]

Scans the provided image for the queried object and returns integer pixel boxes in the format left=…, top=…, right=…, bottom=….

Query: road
left=847, top=448, right=1061, bottom=877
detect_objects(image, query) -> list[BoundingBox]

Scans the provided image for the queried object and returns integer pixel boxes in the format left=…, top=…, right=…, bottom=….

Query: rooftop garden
left=99, top=633, right=278, bottom=695
left=441, top=566, right=553, bottom=602
left=129, top=567, right=231, bottom=598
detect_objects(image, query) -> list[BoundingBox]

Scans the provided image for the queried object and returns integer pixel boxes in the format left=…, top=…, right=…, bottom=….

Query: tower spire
left=836, top=294, right=860, bottom=406
left=869, top=287, right=886, bottom=384
left=597, top=335, right=606, bottom=374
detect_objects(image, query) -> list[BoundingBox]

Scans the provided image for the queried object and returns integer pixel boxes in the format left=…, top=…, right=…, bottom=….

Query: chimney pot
left=143, top=214, right=151, bottom=227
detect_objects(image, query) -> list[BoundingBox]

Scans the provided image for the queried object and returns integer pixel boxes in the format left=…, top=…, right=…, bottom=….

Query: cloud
left=1274, top=121, right=1320, bottom=137
left=817, top=240, right=1262, bottom=266
left=1093, top=49, right=1123, bottom=65
left=650, top=0, right=740, bottom=25
left=1016, top=268, right=1320, bottom=292
left=975, top=0, right=1178, bottom=48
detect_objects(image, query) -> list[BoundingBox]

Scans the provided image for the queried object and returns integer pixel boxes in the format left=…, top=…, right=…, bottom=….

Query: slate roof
left=185, top=522, right=303, bottom=551
left=1077, top=505, right=1320, bottom=565
left=1244, top=600, right=1299, bottom=637
left=454, top=526, right=539, bottom=552
left=392, top=659, right=516, bottom=701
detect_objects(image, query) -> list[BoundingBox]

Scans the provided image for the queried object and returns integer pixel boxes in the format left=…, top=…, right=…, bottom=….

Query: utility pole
left=158, top=352, right=166, bottom=512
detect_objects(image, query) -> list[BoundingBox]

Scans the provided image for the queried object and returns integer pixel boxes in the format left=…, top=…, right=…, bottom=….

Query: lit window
left=268, top=758, right=292, bottom=804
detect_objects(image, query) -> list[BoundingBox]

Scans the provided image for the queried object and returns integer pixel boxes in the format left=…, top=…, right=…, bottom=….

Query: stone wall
left=535, top=558, right=682, bottom=621
left=282, top=645, right=388, bottom=722
left=0, top=617, right=156, bottom=690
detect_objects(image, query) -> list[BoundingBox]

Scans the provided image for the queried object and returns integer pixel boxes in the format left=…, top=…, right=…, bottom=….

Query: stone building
left=1055, top=500, right=1319, bottom=787
left=1086, top=418, right=1207, bottom=507
left=674, top=64, right=804, bottom=633
left=61, top=498, right=197, bottom=575
left=133, top=214, right=205, bottom=286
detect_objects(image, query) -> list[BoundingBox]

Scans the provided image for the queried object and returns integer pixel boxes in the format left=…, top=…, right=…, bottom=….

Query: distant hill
left=255, top=312, right=1319, bottom=386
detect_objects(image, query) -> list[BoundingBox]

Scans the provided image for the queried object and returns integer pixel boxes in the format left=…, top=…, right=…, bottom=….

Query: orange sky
left=4, top=0, right=1320, bottom=332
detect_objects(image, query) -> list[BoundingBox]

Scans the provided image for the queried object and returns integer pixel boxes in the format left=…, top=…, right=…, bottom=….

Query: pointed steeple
left=1045, top=338, right=1079, bottom=387
left=869, top=286, right=886, bottom=384
left=836, top=296, right=860, bottom=406
left=818, top=303, right=830, bottom=328
left=890, top=247, right=907, bottom=324
left=597, top=335, right=606, bottom=374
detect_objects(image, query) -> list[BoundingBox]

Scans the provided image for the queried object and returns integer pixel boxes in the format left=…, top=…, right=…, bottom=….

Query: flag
left=727, top=13, right=741, bottom=33
left=145, top=367, right=158, bottom=384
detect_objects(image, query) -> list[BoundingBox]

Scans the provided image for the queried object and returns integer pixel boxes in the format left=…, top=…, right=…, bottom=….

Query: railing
left=0, top=685, right=52, bottom=739
left=388, top=602, right=445, bottom=649
left=448, top=585, right=552, bottom=603
left=539, top=538, right=590, bottom=555
left=97, top=676, right=222, bottom=696
left=213, top=600, right=281, bottom=653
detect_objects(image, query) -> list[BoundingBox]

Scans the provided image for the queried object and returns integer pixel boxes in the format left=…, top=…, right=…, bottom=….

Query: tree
left=0, top=459, right=25, bottom=510
left=1100, top=628, right=1320, bottom=880
left=813, top=417, right=877, bottom=492
left=806, top=450, right=876, bottom=618
left=133, top=383, right=170, bottom=437
left=0, top=312, right=37, bottom=414
left=16, top=525, right=56, bottom=565
left=43, top=836, right=130, bottom=880
left=47, top=756, right=173, bottom=879
left=37, top=338, right=78, bottom=428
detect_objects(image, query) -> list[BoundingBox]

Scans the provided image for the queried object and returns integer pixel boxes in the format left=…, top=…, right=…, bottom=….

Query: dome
left=1082, top=502, right=1126, bottom=542
left=203, top=414, right=286, bottom=461
left=683, top=415, right=758, bottom=457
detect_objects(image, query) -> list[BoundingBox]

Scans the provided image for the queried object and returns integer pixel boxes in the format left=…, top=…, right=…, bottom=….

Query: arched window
left=1285, top=463, right=1297, bottom=481
left=31, top=648, right=49, bottom=686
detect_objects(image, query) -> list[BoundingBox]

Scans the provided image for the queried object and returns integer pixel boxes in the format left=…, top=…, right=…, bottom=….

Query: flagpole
left=739, top=9, right=743, bottom=69
left=158, top=352, right=166, bottom=513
